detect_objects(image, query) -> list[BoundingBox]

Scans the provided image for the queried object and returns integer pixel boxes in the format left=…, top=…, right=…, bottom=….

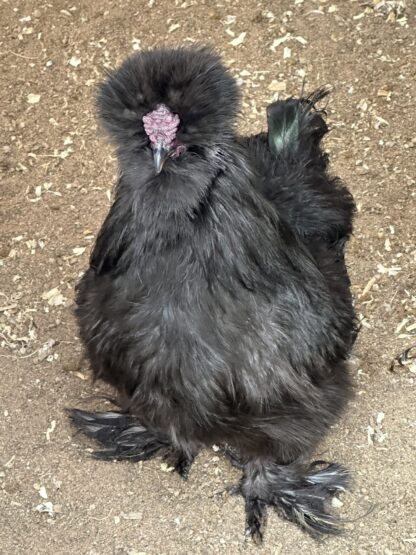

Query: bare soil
left=1, top=1, right=415, bottom=554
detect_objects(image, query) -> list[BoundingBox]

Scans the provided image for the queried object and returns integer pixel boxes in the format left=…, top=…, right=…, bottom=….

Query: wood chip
left=41, top=287, right=65, bottom=306
left=27, top=94, right=41, bottom=104
left=121, top=511, right=142, bottom=520
left=168, top=23, right=180, bottom=33
left=35, top=501, right=54, bottom=516
left=229, top=32, right=246, bottom=46
left=68, top=56, right=81, bottom=68
left=46, top=420, right=56, bottom=441
left=270, top=34, right=307, bottom=52
left=377, top=264, right=401, bottom=276
left=160, top=462, right=175, bottom=473
left=39, top=486, right=48, bottom=499
left=359, top=276, right=377, bottom=298
left=268, top=80, right=286, bottom=92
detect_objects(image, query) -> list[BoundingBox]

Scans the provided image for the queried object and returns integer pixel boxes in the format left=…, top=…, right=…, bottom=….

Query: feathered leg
left=162, top=449, right=196, bottom=479
left=68, top=409, right=197, bottom=478
left=241, top=458, right=350, bottom=541
left=221, top=443, right=244, bottom=469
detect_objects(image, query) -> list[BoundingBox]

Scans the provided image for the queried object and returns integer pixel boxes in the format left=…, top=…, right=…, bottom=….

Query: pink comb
left=142, top=104, right=180, bottom=147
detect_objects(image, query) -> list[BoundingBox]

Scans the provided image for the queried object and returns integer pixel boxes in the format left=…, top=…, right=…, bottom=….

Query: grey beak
left=153, top=143, right=171, bottom=174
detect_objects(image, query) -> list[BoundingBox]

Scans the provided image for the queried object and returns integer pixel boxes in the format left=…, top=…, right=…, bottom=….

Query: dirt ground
left=1, top=1, right=415, bottom=554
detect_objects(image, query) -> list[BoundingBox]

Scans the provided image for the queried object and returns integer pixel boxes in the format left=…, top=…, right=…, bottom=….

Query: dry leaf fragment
left=27, top=94, right=41, bottom=104
left=229, top=32, right=246, bottom=46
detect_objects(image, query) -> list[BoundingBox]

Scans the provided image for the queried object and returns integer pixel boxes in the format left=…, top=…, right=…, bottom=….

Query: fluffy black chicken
left=69, top=47, right=357, bottom=541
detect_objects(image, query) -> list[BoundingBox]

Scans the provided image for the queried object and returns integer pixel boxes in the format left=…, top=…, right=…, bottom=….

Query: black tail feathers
left=267, top=88, right=330, bottom=167
left=241, top=459, right=350, bottom=539
left=68, top=409, right=168, bottom=462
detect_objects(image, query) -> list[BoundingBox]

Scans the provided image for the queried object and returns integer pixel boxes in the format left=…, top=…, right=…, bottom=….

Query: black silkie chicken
left=70, top=47, right=357, bottom=541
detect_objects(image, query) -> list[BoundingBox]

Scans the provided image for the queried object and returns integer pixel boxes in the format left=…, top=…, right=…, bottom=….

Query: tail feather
left=267, top=88, right=329, bottom=167
left=242, top=459, right=350, bottom=538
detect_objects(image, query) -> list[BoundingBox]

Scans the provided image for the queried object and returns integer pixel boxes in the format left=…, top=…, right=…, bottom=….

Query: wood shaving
left=229, top=32, right=246, bottom=47
left=41, top=288, right=66, bottom=306
left=68, top=56, right=81, bottom=68
left=27, top=94, right=41, bottom=104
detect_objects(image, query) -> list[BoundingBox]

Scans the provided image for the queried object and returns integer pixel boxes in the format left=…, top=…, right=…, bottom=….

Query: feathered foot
left=68, top=409, right=197, bottom=478
left=68, top=409, right=168, bottom=461
left=162, top=449, right=196, bottom=480
left=245, top=497, right=267, bottom=544
left=240, top=459, right=350, bottom=541
left=221, top=443, right=244, bottom=469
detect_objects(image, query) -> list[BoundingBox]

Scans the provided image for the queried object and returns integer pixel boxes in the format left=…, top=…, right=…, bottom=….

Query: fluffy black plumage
left=70, top=47, right=357, bottom=541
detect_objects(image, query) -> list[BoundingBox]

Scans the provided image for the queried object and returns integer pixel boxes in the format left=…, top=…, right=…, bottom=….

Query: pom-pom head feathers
left=97, top=47, right=240, bottom=152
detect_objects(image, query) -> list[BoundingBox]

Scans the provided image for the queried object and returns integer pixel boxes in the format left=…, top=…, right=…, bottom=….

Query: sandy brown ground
left=1, top=1, right=415, bottom=554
